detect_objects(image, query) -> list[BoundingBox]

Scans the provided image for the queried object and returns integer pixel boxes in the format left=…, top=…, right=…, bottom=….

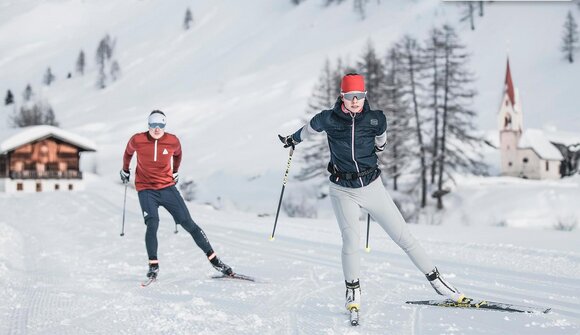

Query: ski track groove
left=2, top=189, right=579, bottom=334
left=207, top=220, right=580, bottom=330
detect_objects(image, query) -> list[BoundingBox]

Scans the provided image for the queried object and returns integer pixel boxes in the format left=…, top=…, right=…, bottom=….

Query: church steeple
left=505, top=58, right=516, bottom=106
left=498, top=56, right=522, bottom=132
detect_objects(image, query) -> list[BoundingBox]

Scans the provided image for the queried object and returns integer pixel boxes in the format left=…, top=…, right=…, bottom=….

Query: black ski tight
left=138, top=186, right=213, bottom=260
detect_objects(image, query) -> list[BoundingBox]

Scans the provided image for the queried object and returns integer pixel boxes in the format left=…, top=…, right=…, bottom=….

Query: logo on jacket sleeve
left=162, top=148, right=168, bottom=155
left=370, top=119, right=378, bottom=126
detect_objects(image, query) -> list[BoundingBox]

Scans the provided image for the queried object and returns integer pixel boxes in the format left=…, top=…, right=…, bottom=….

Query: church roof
left=518, top=129, right=563, bottom=161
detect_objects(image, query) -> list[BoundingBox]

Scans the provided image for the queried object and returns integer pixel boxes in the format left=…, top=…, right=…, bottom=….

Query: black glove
left=120, top=169, right=130, bottom=183
left=173, top=172, right=179, bottom=184
left=278, top=134, right=297, bottom=150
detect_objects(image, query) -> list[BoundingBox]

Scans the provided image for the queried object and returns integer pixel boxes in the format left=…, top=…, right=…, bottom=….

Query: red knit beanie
left=341, top=74, right=365, bottom=92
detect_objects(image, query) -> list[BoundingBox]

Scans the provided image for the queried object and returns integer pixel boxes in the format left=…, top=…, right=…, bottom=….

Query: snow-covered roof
left=0, top=125, right=97, bottom=154
left=542, top=128, right=580, bottom=147
left=518, top=129, right=563, bottom=161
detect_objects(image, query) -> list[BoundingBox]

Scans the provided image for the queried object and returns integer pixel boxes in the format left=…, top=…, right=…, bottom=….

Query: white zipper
left=350, top=114, right=364, bottom=186
left=153, top=140, right=158, bottom=162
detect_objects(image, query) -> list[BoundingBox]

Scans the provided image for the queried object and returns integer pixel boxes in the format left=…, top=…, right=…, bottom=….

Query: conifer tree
left=5, top=89, right=14, bottom=105
left=183, top=8, right=193, bottom=30
left=96, top=34, right=115, bottom=88
left=562, top=11, right=579, bottom=63
left=76, top=50, right=86, bottom=75
left=43, top=67, right=56, bottom=86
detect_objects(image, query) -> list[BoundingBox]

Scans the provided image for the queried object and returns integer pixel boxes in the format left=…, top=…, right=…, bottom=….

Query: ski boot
left=426, top=267, right=465, bottom=302
left=147, top=263, right=159, bottom=280
left=345, top=279, right=361, bottom=312
left=209, top=256, right=233, bottom=276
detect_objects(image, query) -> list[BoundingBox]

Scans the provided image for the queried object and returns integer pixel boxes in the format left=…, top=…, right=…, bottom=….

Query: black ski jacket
left=292, top=98, right=387, bottom=188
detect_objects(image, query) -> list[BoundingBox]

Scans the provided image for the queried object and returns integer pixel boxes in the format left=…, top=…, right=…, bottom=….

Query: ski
left=349, top=307, right=359, bottom=326
left=406, top=297, right=551, bottom=314
left=140, top=277, right=157, bottom=287
left=211, top=272, right=255, bottom=282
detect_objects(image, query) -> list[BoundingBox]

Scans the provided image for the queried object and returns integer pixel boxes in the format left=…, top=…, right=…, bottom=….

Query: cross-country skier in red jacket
left=121, top=110, right=233, bottom=281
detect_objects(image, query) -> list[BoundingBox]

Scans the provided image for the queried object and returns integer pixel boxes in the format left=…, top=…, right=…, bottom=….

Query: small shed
left=0, top=125, right=97, bottom=193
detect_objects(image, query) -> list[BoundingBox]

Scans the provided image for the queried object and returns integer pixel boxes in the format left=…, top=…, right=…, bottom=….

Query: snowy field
left=0, top=175, right=579, bottom=335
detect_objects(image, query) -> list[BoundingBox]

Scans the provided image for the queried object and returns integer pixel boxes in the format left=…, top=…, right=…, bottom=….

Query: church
left=498, top=59, right=580, bottom=179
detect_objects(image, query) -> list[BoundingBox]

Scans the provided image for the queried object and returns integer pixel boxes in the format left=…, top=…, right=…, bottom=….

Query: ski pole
left=365, top=213, right=371, bottom=252
left=270, top=147, right=294, bottom=241
left=120, top=183, right=128, bottom=237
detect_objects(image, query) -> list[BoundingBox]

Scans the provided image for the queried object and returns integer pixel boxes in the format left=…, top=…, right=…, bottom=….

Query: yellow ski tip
left=269, top=236, right=275, bottom=241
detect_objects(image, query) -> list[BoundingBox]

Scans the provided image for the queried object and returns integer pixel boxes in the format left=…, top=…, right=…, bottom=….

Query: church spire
left=505, top=58, right=516, bottom=106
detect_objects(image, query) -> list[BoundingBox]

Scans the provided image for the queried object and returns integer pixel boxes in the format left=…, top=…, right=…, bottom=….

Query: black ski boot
left=147, top=263, right=159, bottom=279
left=209, top=256, right=233, bottom=276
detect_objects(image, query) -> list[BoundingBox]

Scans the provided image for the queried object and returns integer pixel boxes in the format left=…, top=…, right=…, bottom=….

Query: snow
left=0, top=175, right=579, bottom=334
left=1, top=0, right=580, bottom=333
left=518, top=128, right=564, bottom=161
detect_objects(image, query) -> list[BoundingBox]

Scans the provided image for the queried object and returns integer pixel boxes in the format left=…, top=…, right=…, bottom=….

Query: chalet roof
left=518, top=129, right=563, bottom=161
left=504, top=59, right=516, bottom=106
left=0, top=125, right=97, bottom=154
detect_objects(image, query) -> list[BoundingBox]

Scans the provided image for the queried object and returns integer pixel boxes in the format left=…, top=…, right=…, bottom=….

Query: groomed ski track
left=0, top=177, right=579, bottom=335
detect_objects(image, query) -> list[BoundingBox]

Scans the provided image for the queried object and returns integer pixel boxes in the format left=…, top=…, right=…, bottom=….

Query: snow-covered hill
left=1, top=0, right=579, bottom=212
left=0, top=175, right=579, bottom=334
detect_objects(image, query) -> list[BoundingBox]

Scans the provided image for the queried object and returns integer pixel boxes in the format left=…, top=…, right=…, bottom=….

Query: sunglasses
left=342, top=92, right=367, bottom=101
left=149, top=123, right=166, bottom=129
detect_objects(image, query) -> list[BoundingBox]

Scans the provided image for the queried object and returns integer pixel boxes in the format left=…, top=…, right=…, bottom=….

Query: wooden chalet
left=0, top=125, right=97, bottom=192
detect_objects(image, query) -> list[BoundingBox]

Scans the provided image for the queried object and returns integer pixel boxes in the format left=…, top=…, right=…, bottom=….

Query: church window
left=546, top=161, right=549, bottom=171
left=508, top=162, right=512, bottom=167
left=523, top=158, right=528, bottom=163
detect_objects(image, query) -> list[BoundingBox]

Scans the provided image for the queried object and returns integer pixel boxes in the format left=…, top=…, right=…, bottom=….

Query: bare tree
left=562, top=11, right=579, bottom=63
left=434, top=25, right=487, bottom=209
left=381, top=47, right=415, bottom=191
left=295, top=58, right=345, bottom=193
left=110, top=60, right=121, bottom=81
left=12, top=101, right=59, bottom=127
left=23, top=84, right=33, bottom=102
left=423, top=28, right=445, bottom=185
left=460, top=2, right=476, bottom=31
left=179, top=178, right=197, bottom=201
left=397, top=35, right=429, bottom=208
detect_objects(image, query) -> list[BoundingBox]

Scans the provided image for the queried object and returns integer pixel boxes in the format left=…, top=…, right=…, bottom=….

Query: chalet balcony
left=8, top=170, right=83, bottom=179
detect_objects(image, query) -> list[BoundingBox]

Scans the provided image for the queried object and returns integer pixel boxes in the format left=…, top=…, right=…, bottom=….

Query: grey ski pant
left=329, top=177, right=434, bottom=282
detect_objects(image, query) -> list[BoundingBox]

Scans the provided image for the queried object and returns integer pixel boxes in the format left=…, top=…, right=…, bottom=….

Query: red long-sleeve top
left=123, top=132, right=182, bottom=191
